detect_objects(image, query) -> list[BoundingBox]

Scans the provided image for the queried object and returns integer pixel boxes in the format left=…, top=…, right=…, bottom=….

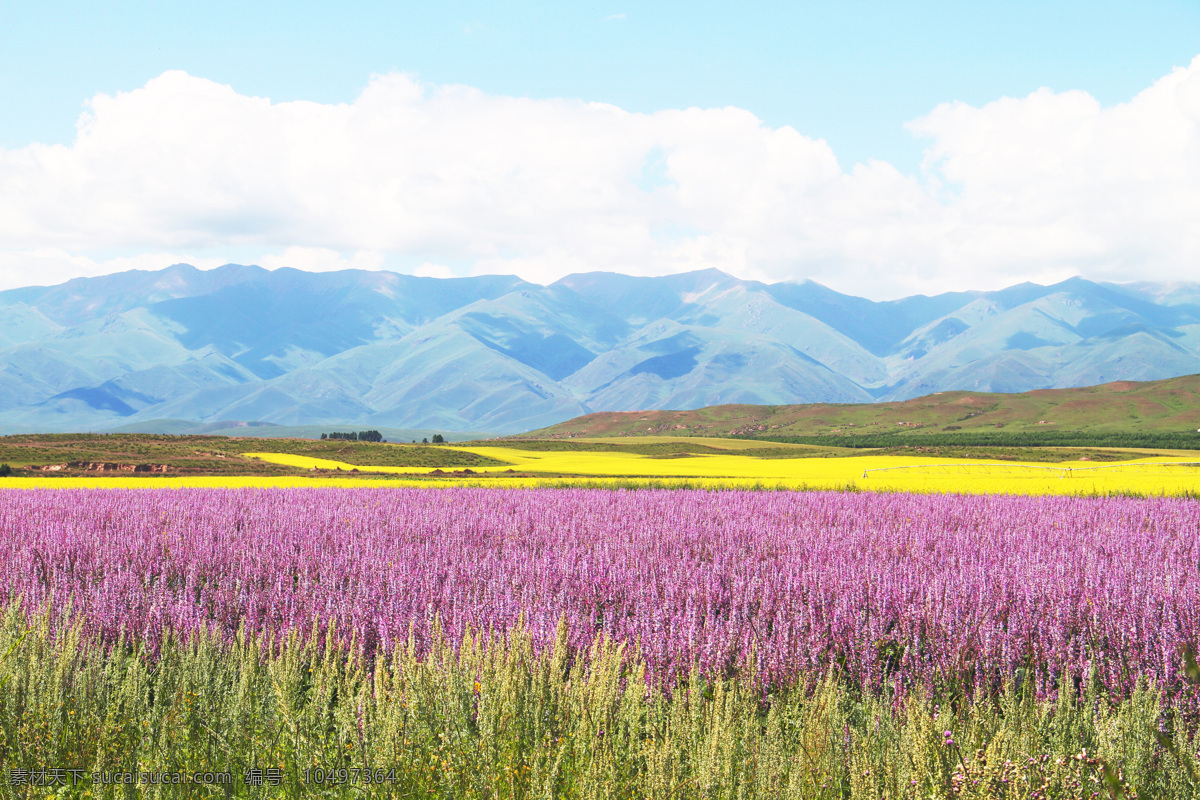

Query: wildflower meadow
left=1, top=487, right=1198, bottom=797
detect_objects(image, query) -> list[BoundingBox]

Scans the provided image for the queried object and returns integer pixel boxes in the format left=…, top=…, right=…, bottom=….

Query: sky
left=1, top=1, right=1199, bottom=299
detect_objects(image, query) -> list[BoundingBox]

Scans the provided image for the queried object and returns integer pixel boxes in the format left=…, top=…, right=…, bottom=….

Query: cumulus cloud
left=1, top=58, right=1199, bottom=298
left=906, top=59, right=1200, bottom=286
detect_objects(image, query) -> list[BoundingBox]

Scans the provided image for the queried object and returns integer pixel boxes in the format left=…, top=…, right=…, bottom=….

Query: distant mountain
left=2, top=263, right=1199, bottom=434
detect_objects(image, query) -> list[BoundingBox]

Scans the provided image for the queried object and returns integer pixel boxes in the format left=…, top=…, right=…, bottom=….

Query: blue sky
left=5, top=0, right=1197, bottom=170
left=1, top=1, right=1199, bottom=297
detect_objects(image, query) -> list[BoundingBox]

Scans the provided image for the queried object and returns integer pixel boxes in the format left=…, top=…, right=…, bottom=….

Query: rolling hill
left=523, top=373, right=1200, bottom=446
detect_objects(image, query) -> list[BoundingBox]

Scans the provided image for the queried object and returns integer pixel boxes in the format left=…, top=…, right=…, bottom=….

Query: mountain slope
left=2, top=264, right=1200, bottom=434
left=525, top=374, right=1200, bottom=442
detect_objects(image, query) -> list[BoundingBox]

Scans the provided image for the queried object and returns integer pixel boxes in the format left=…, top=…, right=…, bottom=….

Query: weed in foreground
left=0, top=609, right=1195, bottom=799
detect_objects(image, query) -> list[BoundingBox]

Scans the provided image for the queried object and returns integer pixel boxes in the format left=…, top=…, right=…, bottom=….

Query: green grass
left=526, top=374, right=1200, bottom=448
left=0, top=605, right=1195, bottom=799
left=472, top=439, right=850, bottom=459
left=472, top=437, right=1172, bottom=465
left=0, top=434, right=509, bottom=477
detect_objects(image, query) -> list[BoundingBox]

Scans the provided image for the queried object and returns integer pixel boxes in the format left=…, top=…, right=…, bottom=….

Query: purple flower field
left=2, top=488, right=1198, bottom=704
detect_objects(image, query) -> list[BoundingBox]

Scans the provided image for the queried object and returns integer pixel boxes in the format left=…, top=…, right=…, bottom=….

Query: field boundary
left=862, top=460, right=1200, bottom=479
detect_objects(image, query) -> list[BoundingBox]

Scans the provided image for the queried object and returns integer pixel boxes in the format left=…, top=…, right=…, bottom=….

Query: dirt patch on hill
left=29, top=462, right=171, bottom=473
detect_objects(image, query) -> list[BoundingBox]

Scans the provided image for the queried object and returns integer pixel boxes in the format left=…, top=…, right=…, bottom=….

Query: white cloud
left=905, top=58, right=1200, bottom=288
left=409, top=262, right=457, bottom=279
left=1, top=58, right=1199, bottom=298
left=256, top=247, right=385, bottom=273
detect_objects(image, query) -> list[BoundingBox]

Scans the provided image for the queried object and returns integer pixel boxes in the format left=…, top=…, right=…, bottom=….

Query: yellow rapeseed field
left=5, top=445, right=1196, bottom=495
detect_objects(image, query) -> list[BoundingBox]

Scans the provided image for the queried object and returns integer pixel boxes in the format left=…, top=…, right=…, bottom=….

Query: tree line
left=320, top=431, right=384, bottom=442
left=319, top=431, right=447, bottom=444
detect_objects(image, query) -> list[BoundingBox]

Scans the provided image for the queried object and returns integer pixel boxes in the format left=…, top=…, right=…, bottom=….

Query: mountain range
left=1, top=263, right=1199, bottom=435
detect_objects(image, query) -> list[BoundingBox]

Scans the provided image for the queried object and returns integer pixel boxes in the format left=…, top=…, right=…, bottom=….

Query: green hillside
left=0, top=434, right=506, bottom=477
left=523, top=374, right=1200, bottom=449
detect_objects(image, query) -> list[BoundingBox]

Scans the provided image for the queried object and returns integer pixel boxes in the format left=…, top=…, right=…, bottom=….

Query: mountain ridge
left=2, top=263, right=1199, bottom=434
